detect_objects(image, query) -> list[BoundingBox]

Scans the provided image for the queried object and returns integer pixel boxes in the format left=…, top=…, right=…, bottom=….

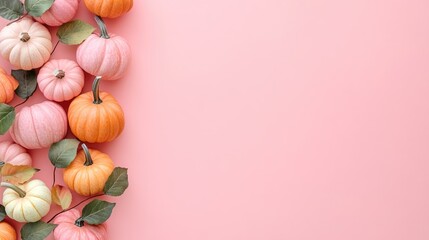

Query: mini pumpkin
left=84, top=0, right=133, bottom=18
left=37, top=59, right=85, bottom=102
left=10, top=101, right=68, bottom=149
left=54, top=209, right=107, bottom=240
left=0, top=221, right=16, bottom=240
left=0, top=67, right=18, bottom=104
left=2, top=180, right=52, bottom=222
left=0, top=141, right=32, bottom=166
left=0, top=17, right=52, bottom=70
left=68, top=77, right=125, bottom=143
left=76, top=16, right=130, bottom=80
left=63, top=144, right=114, bottom=196
left=34, top=0, right=79, bottom=27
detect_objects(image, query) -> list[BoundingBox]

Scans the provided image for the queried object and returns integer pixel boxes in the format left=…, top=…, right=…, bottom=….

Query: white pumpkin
left=2, top=179, right=52, bottom=222
left=0, top=18, right=52, bottom=70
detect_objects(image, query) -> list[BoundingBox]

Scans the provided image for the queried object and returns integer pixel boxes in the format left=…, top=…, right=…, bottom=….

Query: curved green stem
left=82, top=144, right=93, bottom=166
left=92, top=76, right=103, bottom=104
left=95, top=16, right=110, bottom=39
left=1, top=182, right=26, bottom=198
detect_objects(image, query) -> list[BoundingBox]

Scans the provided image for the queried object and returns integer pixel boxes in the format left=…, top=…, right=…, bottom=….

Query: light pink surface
left=1, top=0, right=429, bottom=239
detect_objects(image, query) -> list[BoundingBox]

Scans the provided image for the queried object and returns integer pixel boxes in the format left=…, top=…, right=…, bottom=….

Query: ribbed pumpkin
left=0, top=141, right=32, bottom=166
left=0, top=67, right=18, bottom=104
left=54, top=209, right=107, bottom=240
left=34, top=0, right=79, bottom=27
left=10, top=101, right=68, bottom=149
left=0, top=222, right=16, bottom=240
left=63, top=144, right=114, bottom=196
left=37, top=59, right=85, bottom=102
left=84, top=0, right=133, bottom=18
left=0, top=17, right=52, bottom=70
left=76, top=16, right=130, bottom=80
left=2, top=180, right=52, bottom=222
left=68, top=77, right=125, bottom=143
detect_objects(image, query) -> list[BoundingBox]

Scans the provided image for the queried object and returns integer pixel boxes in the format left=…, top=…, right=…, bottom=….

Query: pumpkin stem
left=95, top=16, right=110, bottom=39
left=92, top=76, right=103, bottom=104
left=0, top=182, right=26, bottom=198
left=20, top=32, right=30, bottom=42
left=54, top=69, right=65, bottom=79
left=82, top=144, right=94, bottom=166
left=75, top=217, right=85, bottom=227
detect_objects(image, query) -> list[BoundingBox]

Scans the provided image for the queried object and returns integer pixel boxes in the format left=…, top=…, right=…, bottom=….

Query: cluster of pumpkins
left=0, top=0, right=133, bottom=239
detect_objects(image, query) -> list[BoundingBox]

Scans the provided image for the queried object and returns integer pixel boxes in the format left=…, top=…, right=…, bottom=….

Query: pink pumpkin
left=76, top=16, right=130, bottom=80
left=54, top=209, right=107, bottom=240
left=37, top=59, right=84, bottom=102
left=0, top=17, right=52, bottom=70
left=34, top=0, right=79, bottom=27
left=0, top=141, right=32, bottom=166
left=10, top=101, right=67, bottom=149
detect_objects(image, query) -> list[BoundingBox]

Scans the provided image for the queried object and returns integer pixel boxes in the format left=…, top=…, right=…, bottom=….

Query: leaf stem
left=7, top=13, right=28, bottom=26
left=51, top=40, right=60, bottom=55
left=47, top=194, right=104, bottom=223
left=52, top=167, right=56, bottom=188
left=13, top=98, right=29, bottom=108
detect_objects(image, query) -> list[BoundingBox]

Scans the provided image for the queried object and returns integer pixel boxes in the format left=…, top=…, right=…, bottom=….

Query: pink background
left=2, top=0, right=429, bottom=239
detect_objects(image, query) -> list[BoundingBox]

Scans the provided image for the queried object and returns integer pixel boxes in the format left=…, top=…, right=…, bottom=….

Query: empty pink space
left=1, top=0, right=429, bottom=239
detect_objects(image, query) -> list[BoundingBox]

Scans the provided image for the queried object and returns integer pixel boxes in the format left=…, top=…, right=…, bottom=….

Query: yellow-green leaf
left=51, top=185, right=72, bottom=210
left=57, top=20, right=95, bottom=45
left=1, top=163, right=39, bottom=184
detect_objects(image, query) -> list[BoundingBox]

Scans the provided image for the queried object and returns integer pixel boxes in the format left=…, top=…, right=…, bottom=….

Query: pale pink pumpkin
left=76, top=16, right=130, bottom=80
left=0, top=141, right=32, bottom=166
left=34, top=0, right=79, bottom=27
left=10, top=101, right=67, bottom=149
left=0, top=17, right=52, bottom=70
left=54, top=209, right=107, bottom=240
left=37, top=59, right=84, bottom=102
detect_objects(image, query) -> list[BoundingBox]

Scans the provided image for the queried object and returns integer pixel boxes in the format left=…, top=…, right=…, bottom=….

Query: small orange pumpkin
left=0, top=67, right=18, bottom=104
left=84, top=0, right=133, bottom=18
left=63, top=144, right=114, bottom=196
left=68, top=76, right=125, bottom=143
left=0, top=221, right=16, bottom=240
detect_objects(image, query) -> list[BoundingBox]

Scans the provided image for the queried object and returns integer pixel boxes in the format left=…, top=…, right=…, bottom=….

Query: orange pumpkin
left=0, top=68, right=18, bottom=104
left=0, top=221, right=16, bottom=240
left=84, top=0, right=133, bottom=18
left=63, top=144, right=114, bottom=196
left=68, top=76, right=125, bottom=143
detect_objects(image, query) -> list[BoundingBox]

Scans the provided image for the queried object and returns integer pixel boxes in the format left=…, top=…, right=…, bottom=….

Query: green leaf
left=21, top=221, right=57, bottom=240
left=0, top=104, right=15, bottom=135
left=57, top=20, right=95, bottom=45
left=12, top=69, right=37, bottom=99
left=0, top=205, right=5, bottom=222
left=0, top=0, right=24, bottom=20
left=48, top=139, right=80, bottom=168
left=104, top=167, right=129, bottom=196
left=25, top=0, right=54, bottom=17
left=82, top=200, right=116, bottom=225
